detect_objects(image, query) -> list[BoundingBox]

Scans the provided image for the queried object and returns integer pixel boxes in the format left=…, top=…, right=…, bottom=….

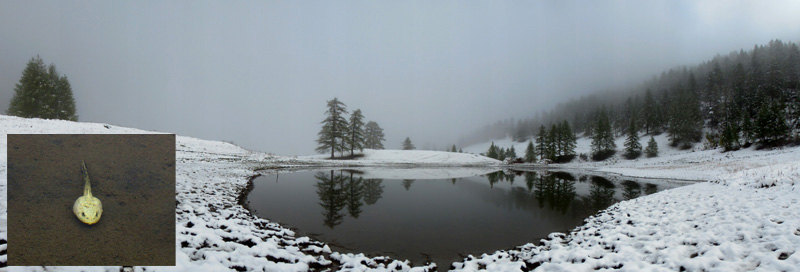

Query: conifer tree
left=498, top=147, right=507, bottom=161
left=364, top=121, right=386, bottom=149
left=316, top=98, right=349, bottom=158
left=623, top=118, right=642, bottom=159
left=560, top=120, right=577, bottom=157
left=645, top=136, right=659, bottom=158
left=668, top=83, right=703, bottom=148
left=486, top=142, right=498, bottom=159
left=643, top=89, right=658, bottom=134
left=346, top=109, right=366, bottom=156
left=591, top=108, right=616, bottom=160
left=507, top=146, right=516, bottom=160
left=547, top=124, right=558, bottom=162
left=8, top=56, right=78, bottom=121
left=524, top=140, right=536, bottom=163
left=536, top=125, right=547, bottom=161
left=755, top=100, right=789, bottom=145
left=451, top=145, right=457, bottom=152
left=402, top=137, right=415, bottom=150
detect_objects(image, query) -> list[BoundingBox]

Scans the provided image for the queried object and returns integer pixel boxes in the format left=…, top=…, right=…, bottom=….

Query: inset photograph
left=7, top=134, right=176, bottom=266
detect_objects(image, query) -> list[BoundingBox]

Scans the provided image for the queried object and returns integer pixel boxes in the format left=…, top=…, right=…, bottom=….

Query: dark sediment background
left=7, top=134, right=176, bottom=266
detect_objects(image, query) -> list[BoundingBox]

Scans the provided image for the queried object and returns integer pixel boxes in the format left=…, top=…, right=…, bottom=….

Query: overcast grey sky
left=2, top=1, right=799, bottom=155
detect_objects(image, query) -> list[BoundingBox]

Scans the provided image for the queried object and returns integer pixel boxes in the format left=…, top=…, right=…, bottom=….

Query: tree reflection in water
left=362, top=178, right=384, bottom=205
left=345, top=172, right=365, bottom=218
left=315, top=170, right=385, bottom=228
left=587, top=176, right=616, bottom=210
left=644, top=183, right=658, bottom=195
left=621, top=180, right=642, bottom=200
left=315, top=170, right=347, bottom=228
left=533, top=172, right=576, bottom=213
left=315, top=169, right=659, bottom=228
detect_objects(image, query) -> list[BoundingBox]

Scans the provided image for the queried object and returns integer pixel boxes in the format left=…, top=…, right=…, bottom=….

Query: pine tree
left=536, top=125, right=547, bottom=161
left=645, top=136, right=659, bottom=157
left=498, top=147, right=507, bottom=161
left=507, top=146, right=516, bottom=160
left=668, top=83, right=703, bottom=149
left=755, top=100, right=789, bottom=146
left=720, top=118, right=740, bottom=151
left=524, top=140, right=536, bottom=163
left=591, top=108, right=616, bottom=160
left=346, top=109, right=366, bottom=156
left=643, top=89, right=658, bottom=134
left=8, top=56, right=78, bottom=121
left=486, top=142, right=498, bottom=159
left=316, top=98, right=349, bottom=158
left=546, top=124, right=558, bottom=162
left=623, top=118, right=642, bottom=159
left=402, top=137, right=415, bottom=150
left=451, top=145, right=457, bottom=152
left=364, top=121, right=385, bottom=149
left=560, top=120, right=577, bottom=157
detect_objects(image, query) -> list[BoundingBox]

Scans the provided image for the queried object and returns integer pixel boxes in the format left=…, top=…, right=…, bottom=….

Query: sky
left=1, top=1, right=799, bottom=155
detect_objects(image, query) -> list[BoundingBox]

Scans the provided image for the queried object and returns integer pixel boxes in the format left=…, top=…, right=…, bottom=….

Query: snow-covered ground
left=298, top=149, right=499, bottom=166
left=2, top=115, right=799, bottom=271
left=453, top=135, right=800, bottom=271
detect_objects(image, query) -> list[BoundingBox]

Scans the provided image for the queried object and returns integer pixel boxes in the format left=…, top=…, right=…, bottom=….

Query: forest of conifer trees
left=465, top=40, right=800, bottom=152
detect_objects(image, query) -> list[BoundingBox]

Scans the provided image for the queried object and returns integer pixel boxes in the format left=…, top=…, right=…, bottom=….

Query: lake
left=244, top=168, right=687, bottom=270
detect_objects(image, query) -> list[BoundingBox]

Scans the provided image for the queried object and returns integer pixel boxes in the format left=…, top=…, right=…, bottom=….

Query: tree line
left=467, top=39, right=800, bottom=155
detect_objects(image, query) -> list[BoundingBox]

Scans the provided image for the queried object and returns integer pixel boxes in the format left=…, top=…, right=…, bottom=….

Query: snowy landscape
left=2, top=115, right=798, bottom=271
left=3, top=1, right=800, bottom=271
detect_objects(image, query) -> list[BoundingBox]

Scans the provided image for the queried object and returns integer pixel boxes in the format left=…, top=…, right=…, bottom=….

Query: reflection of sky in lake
left=246, top=170, right=685, bottom=269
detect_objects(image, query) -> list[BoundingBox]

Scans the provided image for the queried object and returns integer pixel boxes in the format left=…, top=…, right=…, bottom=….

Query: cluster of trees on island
left=316, top=97, right=388, bottom=158
left=468, top=39, right=800, bottom=161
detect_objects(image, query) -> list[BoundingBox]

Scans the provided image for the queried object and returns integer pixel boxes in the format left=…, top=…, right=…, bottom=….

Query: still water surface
left=245, top=169, right=686, bottom=269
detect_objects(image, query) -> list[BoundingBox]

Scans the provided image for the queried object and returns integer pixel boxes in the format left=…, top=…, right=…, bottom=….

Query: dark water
left=245, top=169, right=685, bottom=269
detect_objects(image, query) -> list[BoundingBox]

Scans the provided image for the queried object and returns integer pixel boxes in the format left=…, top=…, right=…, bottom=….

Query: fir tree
left=645, top=136, right=659, bottom=157
left=507, top=146, right=516, bottom=160
left=546, top=124, right=558, bottom=162
left=755, top=100, right=789, bottom=146
left=643, top=89, right=658, bottom=134
left=668, top=83, right=703, bottom=149
left=364, top=121, right=385, bottom=149
left=498, top=147, right=507, bottom=161
left=8, top=56, right=78, bottom=121
left=346, top=109, right=365, bottom=156
left=720, top=118, right=740, bottom=151
left=316, top=98, right=349, bottom=158
left=536, top=125, right=547, bottom=161
left=524, top=140, right=536, bottom=163
left=486, top=142, right=498, bottom=159
left=591, top=108, right=616, bottom=160
left=402, top=137, right=415, bottom=150
left=623, top=118, right=642, bottom=159
left=560, top=120, right=577, bottom=157
left=451, top=145, right=457, bottom=152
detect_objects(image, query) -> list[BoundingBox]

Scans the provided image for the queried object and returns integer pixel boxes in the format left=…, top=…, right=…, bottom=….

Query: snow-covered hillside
left=464, top=133, right=800, bottom=182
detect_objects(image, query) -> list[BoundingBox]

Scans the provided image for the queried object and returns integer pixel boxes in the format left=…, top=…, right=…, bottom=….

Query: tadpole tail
left=82, top=160, right=92, bottom=197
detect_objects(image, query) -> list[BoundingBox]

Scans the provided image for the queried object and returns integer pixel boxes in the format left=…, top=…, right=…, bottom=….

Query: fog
left=2, top=1, right=799, bottom=155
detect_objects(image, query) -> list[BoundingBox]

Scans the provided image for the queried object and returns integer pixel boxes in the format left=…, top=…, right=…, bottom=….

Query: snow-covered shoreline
left=2, top=116, right=799, bottom=271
